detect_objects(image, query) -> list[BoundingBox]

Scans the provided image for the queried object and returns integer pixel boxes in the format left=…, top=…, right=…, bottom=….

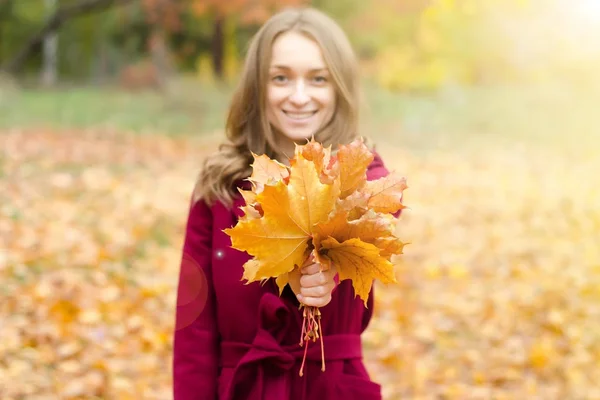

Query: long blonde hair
left=194, top=7, right=362, bottom=207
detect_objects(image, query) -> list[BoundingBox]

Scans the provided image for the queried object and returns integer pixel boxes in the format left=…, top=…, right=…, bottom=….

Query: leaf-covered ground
left=2, top=128, right=599, bottom=399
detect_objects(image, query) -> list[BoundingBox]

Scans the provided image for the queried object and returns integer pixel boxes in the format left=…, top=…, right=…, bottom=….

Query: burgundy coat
left=173, top=152, right=395, bottom=400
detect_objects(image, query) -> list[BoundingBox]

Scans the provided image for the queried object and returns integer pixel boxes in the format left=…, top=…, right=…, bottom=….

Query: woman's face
left=266, top=31, right=336, bottom=153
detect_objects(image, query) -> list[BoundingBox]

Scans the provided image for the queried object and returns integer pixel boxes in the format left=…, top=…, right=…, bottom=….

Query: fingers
left=297, top=294, right=332, bottom=308
left=301, top=262, right=322, bottom=275
left=297, top=261, right=337, bottom=308
left=301, top=261, right=337, bottom=275
left=299, top=281, right=335, bottom=298
left=300, top=268, right=334, bottom=288
left=301, top=256, right=314, bottom=268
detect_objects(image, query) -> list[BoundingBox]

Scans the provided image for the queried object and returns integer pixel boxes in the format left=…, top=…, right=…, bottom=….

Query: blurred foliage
left=2, top=0, right=599, bottom=90
left=0, top=0, right=305, bottom=83
left=1, top=124, right=598, bottom=398
left=366, top=141, right=600, bottom=399
left=353, top=0, right=600, bottom=91
left=1, top=128, right=203, bottom=399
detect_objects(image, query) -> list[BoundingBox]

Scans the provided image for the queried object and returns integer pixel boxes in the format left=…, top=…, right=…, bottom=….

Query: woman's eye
left=272, top=75, right=288, bottom=83
left=313, top=76, right=327, bottom=83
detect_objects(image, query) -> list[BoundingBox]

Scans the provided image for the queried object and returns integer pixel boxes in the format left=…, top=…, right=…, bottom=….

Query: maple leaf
left=224, top=151, right=340, bottom=285
left=335, top=190, right=371, bottom=220
left=241, top=259, right=261, bottom=282
left=274, top=248, right=313, bottom=296
left=319, top=237, right=397, bottom=304
left=373, top=236, right=406, bottom=258
left=239, top=203, right=262, bottom=221
left=224, top=181, right=309, bottom=281
left=288, top=152, right=341, bottom=234
left=300, top=138, right=331, bottom=177
left=248, top=152, right=290, bottom=191
left=362, top=174, right=408, bottom=214
left=299, top=138, right=337, bottom=184
left=335, top=174, right=407, bottom=218
left=336, top=138, right=374, bottom=199
left=237, top=188, right=263, bottom=221
left=316, top=208, right=405, bottom=262
left=276, top=263, right=304, bottom=296
left=237, top=186, right=257, bottom=205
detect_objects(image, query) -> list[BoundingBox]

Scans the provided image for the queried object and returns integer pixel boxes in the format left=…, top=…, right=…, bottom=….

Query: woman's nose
left=289, top=79, right=310, bottom=106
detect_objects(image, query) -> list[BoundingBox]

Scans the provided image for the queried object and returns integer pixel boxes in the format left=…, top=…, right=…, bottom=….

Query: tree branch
left=1, top=0, right=137, bottom=74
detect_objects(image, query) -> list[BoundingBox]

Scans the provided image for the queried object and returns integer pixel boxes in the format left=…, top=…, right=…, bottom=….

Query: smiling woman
left=173, top=6, right=395, bottom=400
left=266, top=31, right=336, bottom=157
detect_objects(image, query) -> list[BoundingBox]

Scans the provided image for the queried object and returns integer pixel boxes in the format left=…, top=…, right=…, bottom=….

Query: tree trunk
left=211, top=15, right=224, bottom=80
left=148, top=28, right=173, bottom=91
left=41, top=0, right=58, bottom=86
left=1, top=0, right=136, bottom=75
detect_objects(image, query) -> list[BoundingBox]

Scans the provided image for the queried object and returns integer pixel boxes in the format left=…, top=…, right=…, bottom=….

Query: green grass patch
left=2, top=77, right=598, bottom=154
left=361, top=79, right=600, bottom=154
left=0, top=78, right=232, bottom=136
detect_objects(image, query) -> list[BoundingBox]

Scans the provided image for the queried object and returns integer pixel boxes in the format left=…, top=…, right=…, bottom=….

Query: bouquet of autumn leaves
left=224, top=138, right=407, bottom=375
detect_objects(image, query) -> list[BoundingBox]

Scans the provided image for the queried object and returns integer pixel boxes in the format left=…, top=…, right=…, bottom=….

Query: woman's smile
left=282, top=110, right=318, bottom=121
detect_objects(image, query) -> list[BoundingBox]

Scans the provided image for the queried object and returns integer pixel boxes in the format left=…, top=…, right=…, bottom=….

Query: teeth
left=284, top=111, right=316, bottom=119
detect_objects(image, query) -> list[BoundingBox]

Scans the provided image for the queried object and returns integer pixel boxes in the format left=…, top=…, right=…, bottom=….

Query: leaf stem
left=298, top=305, right=326, bottom=376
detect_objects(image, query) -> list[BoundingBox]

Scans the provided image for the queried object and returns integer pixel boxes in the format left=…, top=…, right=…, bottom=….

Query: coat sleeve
left=173, top=197, right=220, bottom=400
left=361, top=284, right=375, bottom=333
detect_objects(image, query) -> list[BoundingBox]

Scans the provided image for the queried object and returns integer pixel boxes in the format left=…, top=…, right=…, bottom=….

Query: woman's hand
left=296, top=259, right=338, bottom=308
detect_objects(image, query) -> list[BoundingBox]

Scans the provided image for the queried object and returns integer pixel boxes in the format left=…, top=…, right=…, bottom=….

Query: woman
left=173, top=7, right=395, bottom=400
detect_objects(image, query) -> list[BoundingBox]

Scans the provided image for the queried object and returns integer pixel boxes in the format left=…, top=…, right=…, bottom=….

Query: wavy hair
left=193, top=7, right=362, bottom=207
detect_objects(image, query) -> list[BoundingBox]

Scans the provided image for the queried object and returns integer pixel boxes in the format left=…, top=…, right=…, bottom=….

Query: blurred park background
left=2, top=0, right=600, bottom=399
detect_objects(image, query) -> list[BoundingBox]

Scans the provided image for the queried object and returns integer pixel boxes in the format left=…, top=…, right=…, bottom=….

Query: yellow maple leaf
left=320, top=237, right=397, bottom=305
left=374, top=236, right=406, bottom=258
left=288, top=152, right=341, bottom=234
left=225, top=152, right=340, bottom=288
left=225, top=182, right=309, bottom=281
left=241, top=259, right=261, bottom=282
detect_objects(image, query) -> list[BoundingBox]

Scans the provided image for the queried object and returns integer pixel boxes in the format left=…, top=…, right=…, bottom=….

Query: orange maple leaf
left=336, top=138, right=374, bottom=199
left=316, top=209, right=405, bottom=263
left=247, top=153, right=290, bottom=193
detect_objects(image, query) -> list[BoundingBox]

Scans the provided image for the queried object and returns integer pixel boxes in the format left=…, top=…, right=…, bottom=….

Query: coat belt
left=219, top=293, right=363, bottom=400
